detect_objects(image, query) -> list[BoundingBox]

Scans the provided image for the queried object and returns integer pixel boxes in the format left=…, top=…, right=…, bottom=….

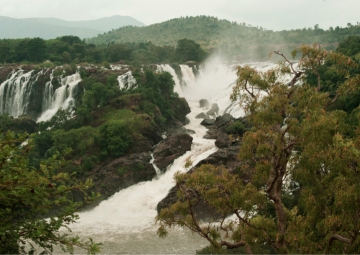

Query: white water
left=157, top=64, right=183, bottom=96
left=117, top=70, right=137, bottom=90
left=37, top=72, right=82, bottom=122
left=0, top=69, right=42, bottom=118
left=52, top=59, right=300, bottom=254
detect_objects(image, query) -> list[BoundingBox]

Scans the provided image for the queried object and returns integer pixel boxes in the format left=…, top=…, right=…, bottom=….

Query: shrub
left=225, top=120, right=245, bottom=135
left=100, top=120, right=133, bottom=157
left=83, top=156, right=94, bottom=171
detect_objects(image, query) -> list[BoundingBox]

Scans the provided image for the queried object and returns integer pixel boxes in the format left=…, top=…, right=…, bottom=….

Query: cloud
left=0, top=0, right=359, bottom=31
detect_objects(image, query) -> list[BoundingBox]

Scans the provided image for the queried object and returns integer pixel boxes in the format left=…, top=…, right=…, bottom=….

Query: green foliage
left=26, top=37, right=47, bottom=62
left=225, top=120, right=245, bottom=135
left=176, top=38, right=206, bottom=62
left=117, top=166, right=129, bottom=176
left=0, top=131, right=101, bottom=254
left=83, top=156, right=94, bottom=171
left=100, top=120, right=133, bottom=157
left=197, top=244, right=275, bottom=254
left=157, top=45, right=360, bottom=253
left=0, top=112, right=12, bottom=132
left=52, top=126, right=95, bottom=155
left=39, top=108, right=79, bottom=132
left=0, top=43, right=11, bottom=64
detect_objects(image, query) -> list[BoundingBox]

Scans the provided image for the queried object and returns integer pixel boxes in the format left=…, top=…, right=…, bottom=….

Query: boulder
left=157, top=146, right=248, bottom=220
left=200, top=119, right=216, bottom=126
left=206, top=103, right=219, bottom=117
left=153, top=134, right=193, bottom=170
left=215, top=133, right=230, bottom=148
left=199, top=99, right=209, bottom=108
left=195, top=112, right=208, bottom=119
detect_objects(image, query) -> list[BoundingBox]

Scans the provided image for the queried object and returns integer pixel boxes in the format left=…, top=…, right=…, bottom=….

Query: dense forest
left=87, top=16, right=360, bottom=49
left=0, top=36, right=208, bottom=65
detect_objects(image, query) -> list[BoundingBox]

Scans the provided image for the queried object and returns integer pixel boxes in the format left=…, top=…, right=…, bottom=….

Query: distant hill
left=87, top=16, right=360, bottom=49
left=0, top=15, right=145, bottom=40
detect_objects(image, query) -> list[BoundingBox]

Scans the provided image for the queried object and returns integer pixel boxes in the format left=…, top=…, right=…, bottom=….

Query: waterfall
left=0, top=69, right=43, bottom=118
left=117, top=71, right=137, bottom=89
left=156, top=64, right=183, bottom=96
left=179, top=65, right=196, bottom=87
left=37, top=72, right=82, bottom=122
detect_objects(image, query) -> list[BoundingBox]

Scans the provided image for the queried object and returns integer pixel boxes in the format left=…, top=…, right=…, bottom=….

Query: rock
left=153, top=134, right=193, bottom=170
left=199, top=99, right=209, bottom=108
left=213, top=113, right=235, bottom=129
left=72, top=152, right=157, bottom=210
left=72, top=158, right=82, bottom=166
left=203, top=113, right=235, bottom=139
left=157, top=146, right=248, bottom=220
left=195, top=112, right=208, bottom=119
left=200, top=119, right=216, bottom=126
left=44, top=60, right=51, bottom=64
left=215, top=133, right=230, bottom=148
left=206, top=103, right=219, bottom=117
left=185, top=129, right=196, bottom=135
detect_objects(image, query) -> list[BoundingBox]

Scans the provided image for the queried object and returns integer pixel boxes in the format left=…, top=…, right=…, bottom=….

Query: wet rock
left=200, top=119, right=216, bottom=126
left=203, top=113, right=235, bottom=139
left=157, top=146, right=248, bottom=220
left=195, top=112, right=208, bottom=119
left=206, top=103, right=219, bottom=117
left=215, top=133, right=230, bottom=148
left=199, top=99, right=209, bottom=108
left=73, top=152, right=157, bottom=210
left=153, top=134, right=193, bottom=170
left=185, top=129, right=196, bottom=135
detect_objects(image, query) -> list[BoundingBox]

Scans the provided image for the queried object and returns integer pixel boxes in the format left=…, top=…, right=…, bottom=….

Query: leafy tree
left=0, top=43, right=11, bottom=64
left=176, top=38, right=206, bottom=62
left=157, top=44, right=360, bottom=253
left=0, top=131, right=101, bottom=254
left=26, top=38, right=47, bottom=62
left=100, top=120, right=133, bottom=157
left=107, top=43, right=133, bottom=62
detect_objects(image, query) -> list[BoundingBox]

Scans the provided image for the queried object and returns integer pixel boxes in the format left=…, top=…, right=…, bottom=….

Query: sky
left=0, top=0, right=359, bottom=31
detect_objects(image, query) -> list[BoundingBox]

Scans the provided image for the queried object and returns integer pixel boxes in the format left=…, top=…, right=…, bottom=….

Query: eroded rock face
left=157, top=146, right=246, bottom=220
left=203, top=113, right=235, bottom=140
left=199, top=99, right=209, bottom=108
left=73, top=152, right=157, bottom=209
left=153, top=134, right=193, bottom=170
left=206, top=103, right=219, bottom=117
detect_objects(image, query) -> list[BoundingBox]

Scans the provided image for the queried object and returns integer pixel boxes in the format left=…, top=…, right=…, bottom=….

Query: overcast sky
left=0, top=0, right=358, bottom=31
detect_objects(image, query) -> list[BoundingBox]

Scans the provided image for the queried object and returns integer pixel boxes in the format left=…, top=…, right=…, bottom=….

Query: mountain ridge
left=0, top=15, right=145, bottom=40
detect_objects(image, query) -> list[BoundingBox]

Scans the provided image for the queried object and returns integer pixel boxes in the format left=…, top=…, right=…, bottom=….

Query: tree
left=27, top=38, right=47, bottom=62
left=175, top=39, right=206, bottom=62
left=157, top=44, right=360, bottom=254
left=0, top=131, right=101, bottom=254
left=0, top=43, right=11, bottom=64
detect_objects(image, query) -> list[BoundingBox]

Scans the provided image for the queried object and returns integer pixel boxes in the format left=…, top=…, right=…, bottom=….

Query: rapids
left=56, top=59, right=294, bottom=254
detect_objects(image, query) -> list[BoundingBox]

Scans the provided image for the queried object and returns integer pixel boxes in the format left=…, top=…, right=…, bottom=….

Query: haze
left=0, top=0, right=359, bottom=31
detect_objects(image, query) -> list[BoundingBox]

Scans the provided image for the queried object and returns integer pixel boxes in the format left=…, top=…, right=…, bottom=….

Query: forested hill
left=87, top=16, right=360, bottom=48
left=0, top=15, right=145, bottom=40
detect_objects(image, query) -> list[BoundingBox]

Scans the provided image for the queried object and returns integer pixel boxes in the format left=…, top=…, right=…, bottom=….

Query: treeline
left=87, top=15, right=360, bottom=47
left=0, top=36, right=207, bottom=65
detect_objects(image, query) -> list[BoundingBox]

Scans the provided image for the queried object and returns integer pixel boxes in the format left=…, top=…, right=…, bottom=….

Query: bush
left=225, top=121, right=245, bottom=135
left=100, top=120, right=133, bottom=157
left=83, top=156, right=94, bottom=170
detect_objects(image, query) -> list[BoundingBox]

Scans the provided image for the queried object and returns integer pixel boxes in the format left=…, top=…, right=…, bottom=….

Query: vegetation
left=87, top=16, right=360, bottom=48
left=157, top=44, right=360, bottom=253
left=0, top=131, right=101, bottom=254
left=0, top=35, right=207, bottom=65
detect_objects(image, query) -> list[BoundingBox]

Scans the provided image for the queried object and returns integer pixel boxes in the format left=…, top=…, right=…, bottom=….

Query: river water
left=53, top=60, right=289, bottom=254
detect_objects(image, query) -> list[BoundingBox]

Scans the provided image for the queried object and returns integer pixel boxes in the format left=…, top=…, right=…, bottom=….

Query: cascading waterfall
left=37, top=72, right=82, bottom=122
left=45, top=60, right=299, bottom=253
left=156, top=64, right=183, bottom=96
left=0, top=69, right=43, bottom=118
left=179, top=64, right=196, bottom=86
left=117, top=71, right=137, bottom=90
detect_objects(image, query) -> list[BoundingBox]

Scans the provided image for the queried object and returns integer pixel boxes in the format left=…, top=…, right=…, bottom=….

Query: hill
left=0, top=15, right=145, bottom=40
left=87, top=16, right=360, bottom=49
